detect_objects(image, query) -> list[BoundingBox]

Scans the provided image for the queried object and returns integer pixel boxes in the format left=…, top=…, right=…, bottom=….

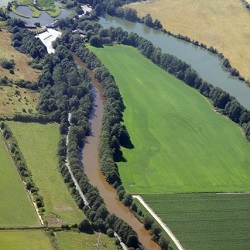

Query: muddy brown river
left=73, top=54, right=160, bottom=249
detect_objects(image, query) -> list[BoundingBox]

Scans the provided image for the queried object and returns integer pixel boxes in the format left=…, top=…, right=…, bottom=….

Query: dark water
left=9, top=6, right=71, bottom=26
left=99, top=16, right=250, bottom=110
left=72, top=54, right=160, bottom=249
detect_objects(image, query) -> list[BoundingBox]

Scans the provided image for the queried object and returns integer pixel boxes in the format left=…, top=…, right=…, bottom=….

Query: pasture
left=0, top=29, right=39, bottom=82
left=90, top=45, right=250, bottom=194
left=0, top=230, right=53, bottom=250
left=127, top=0, right=250, bottom=81
left=6, top=122, right=84, bottom=226
left=0, top=134, right=40, bottom=227
left=142, top=193, right=250, bottom=250
left=56, top=231, right=117, bottom=250
left=0, top=85, right=38, bottom=118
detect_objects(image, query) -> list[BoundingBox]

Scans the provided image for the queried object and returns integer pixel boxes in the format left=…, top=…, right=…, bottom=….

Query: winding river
left=99, top=16, right=250, bottom=110
left=73, top=55, right=160, bottom=249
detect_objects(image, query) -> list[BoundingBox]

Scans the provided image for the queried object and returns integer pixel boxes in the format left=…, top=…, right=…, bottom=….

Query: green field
left=56, top=231, right=117, bottom=250
left=142, top=193, right=250, bottom=250
left=0, top=230, right=53, bottom=250
left=7, top=122, right=83, bottom=226
left=0, top=134, right=40, bottom=227
left=90, top=45, right=250, bottom=194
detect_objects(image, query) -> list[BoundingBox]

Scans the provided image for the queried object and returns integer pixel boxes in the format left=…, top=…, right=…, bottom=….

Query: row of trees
left=0, top=122, right=45, bottom=215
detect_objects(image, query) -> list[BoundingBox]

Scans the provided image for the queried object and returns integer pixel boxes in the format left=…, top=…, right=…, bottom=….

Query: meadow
left=127, top=0, right=250, bottom=81
left=0, top=134, right=40, bottom=227
left=90, top=45, right=250, bottom=194
left=56, top=231, right=117, bottom=250
left=0, top=85, right=38, bottom=117
left=6, top=122, right=84, bottom=226
left=0, top=230, right=53, bottom=250
left=142, top=193, right=250, bottom=250
left=0, top=30, right=40, bottom=82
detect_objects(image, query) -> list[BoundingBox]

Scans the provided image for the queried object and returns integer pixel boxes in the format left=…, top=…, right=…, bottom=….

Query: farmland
left=127, top=0, right=250, bottom=81
left=56, top=231, right=117, bottom=250
left=0, top=230, right=53, bottom=250
left=0, top=134, right=40, bottom=227
left=142, top=193, right=250, bottom=250
left=0, top=29, right=39, bottom=82
left=90, top=45, right=250, bottom=194
left=0, top=85, right=38, bottom=118
left=6, top=121, right=83, bottom=226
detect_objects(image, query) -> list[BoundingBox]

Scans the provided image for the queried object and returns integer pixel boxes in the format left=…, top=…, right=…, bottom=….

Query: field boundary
left=133, top=195, right=185, bottom=250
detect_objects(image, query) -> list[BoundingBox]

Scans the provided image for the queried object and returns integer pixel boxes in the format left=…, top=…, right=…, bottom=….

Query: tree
left=78, top=219, right=93, bottom=233
left=142, top=215, right=154, bottom=230
left=158, top=236, right=169, bottom=250
left=89, top=34, right=102, bottom=47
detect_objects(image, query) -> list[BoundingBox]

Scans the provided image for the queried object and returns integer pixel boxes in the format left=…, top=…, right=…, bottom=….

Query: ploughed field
left=6, top=121, right=83, bottom=226
left=90, top=45, right=250, bottom=194
left=0, top=134, right=40, bottom=227
left=127, top=0, right=250, bottom=81
left=142, top=193, right=250, bottom=250
left=0, top=230, right=53, bottom=250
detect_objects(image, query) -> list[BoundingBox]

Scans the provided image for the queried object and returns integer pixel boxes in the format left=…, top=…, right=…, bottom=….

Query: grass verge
left=90, top=45, right=250, bottom=194
left=6, top=121, right=84, bottom=226
left=0, top=230, right=53, bottom=250
left=0, top=134, right=40, bottom=227
left=142, top=193, right=250, bottom=250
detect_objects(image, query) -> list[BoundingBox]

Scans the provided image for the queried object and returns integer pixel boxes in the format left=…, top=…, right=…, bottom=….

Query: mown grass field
left=127, top=0, right=250, bottom=81
left=0, top=134, right=40, bottom=227
left=0, top=85, right=38, bottom=117
left=0, top=230, right=53, bottom=250
left=56, top=231, right=117, bottom=250
left=90, top=45, right=250, bottom=194
left=0, top=30, right=40, bottom=82
left=6, top=122, right=84, bottom=226
left=142, top=193, right=250, bottom=250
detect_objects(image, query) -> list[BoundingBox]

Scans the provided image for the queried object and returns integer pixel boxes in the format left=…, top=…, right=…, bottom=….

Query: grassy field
left=56, top=231, right=117, bottom=250
left=0, top=85, right=38, bottom=118
left=0, top=134, right=40, bottom=227
left=127, top=0, right=250, bottom=81
left=0, top=30, right=40, bottom=82
left=0, top=230, right=53, bottom=250
left=6, top=122, right=84, bottom=226
left=90, top=45, right=250, bottom=194
left=142, top=193, right=250, bottom=250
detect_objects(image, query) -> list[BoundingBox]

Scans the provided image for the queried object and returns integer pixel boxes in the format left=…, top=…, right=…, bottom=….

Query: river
left=72, top=54, right=160, bottom=249
left=99, top=16, right=250, bottom=110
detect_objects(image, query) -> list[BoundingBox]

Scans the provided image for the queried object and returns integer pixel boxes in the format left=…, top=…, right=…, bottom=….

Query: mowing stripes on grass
left=7, top=122, right=83, bottom=226
left=0, top=230, right=53, bottom=250
left=142, top=193, right=250, bottom=250
left=90, top=45, right=250, bottom=194
left=0, top=134, right=40, bottom=227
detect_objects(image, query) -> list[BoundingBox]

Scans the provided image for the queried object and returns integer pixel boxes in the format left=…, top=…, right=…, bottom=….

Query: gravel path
left=133, top=195, right=185, bottom=250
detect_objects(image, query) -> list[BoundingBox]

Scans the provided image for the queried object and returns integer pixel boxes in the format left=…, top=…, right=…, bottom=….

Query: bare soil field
left=127, top=0, right=250, bottom=81
left=0, top=29, right=40, bottom=82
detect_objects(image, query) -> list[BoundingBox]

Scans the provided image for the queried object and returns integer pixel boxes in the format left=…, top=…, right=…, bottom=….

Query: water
left=8, top=5, right=71, bottom=26
left=72, top=54, right=160, bottom=249
left=99, top=16, right=250, bottom=110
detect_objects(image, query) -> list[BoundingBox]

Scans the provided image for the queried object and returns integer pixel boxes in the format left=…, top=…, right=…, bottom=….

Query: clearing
left=6, top=121, right=84, bottom=226
left=0, top=84, right=38, bottom=118
left=0, top=29, right=39, bottom=82
left=127, top=0, right=250, bottom=81
left=90, top=45, right=250, bottom=194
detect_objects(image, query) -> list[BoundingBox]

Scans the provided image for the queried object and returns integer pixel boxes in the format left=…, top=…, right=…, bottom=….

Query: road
left=133, top=195, right=185, bottom=250
left=65, top=113, right=89, bottom=206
